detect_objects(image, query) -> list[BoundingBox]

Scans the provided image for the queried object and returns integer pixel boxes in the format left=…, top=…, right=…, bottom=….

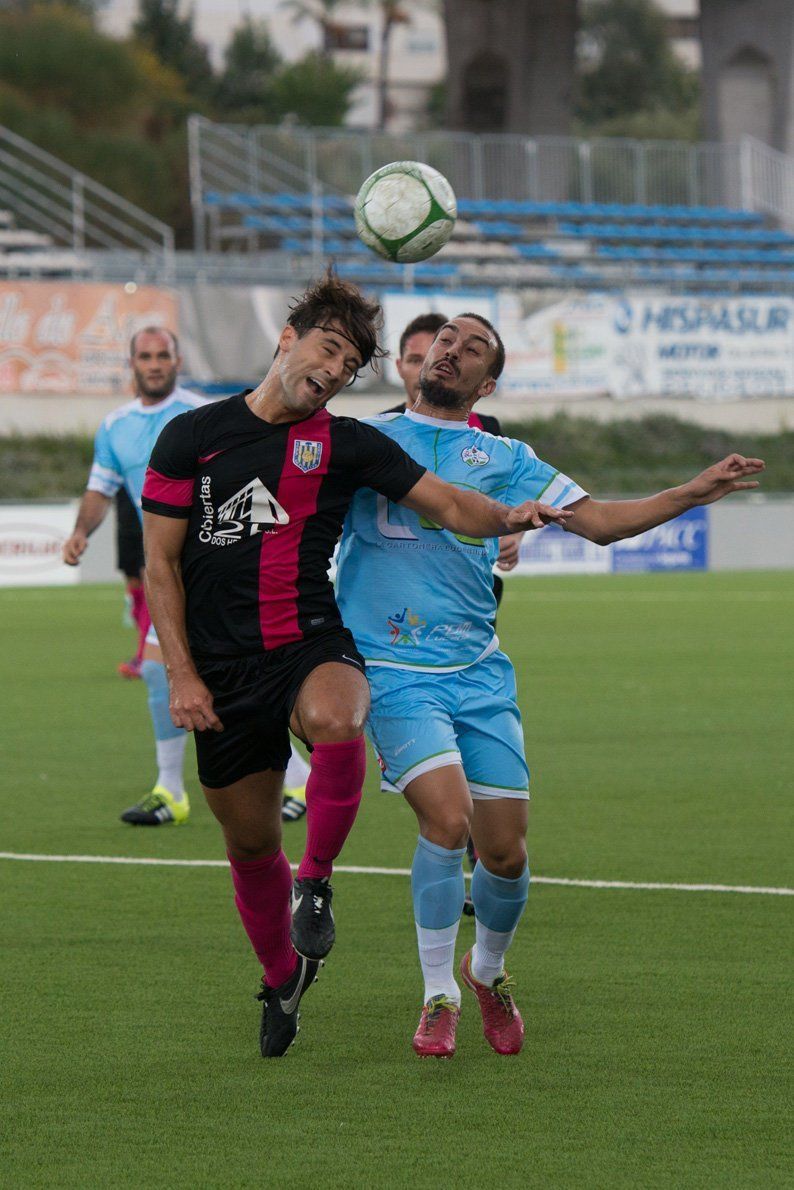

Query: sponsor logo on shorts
left=293, top=440, right=323, bottom=473
left=393, top=738, right=417, bottom=756
left=462, top=445, right=490, bottom=467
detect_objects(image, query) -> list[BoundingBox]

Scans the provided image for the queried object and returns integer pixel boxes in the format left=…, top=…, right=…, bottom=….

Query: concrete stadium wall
left=2, top=392, right=794, bottom=436
left=710, top=496, right=794, bottom=570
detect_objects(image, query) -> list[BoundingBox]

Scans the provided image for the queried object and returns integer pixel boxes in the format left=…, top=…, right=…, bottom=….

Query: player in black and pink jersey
left=141, top=271, right=571, bottom=1057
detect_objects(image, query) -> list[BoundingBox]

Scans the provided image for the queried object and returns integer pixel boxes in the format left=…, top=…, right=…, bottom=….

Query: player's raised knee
left=301, top=706, right=367, bottom=744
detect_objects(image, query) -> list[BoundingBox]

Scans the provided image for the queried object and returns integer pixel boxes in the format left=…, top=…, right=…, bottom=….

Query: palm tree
left=375, top=1, right=411, bottom=131
left=280, top=0, right=348, bottom=61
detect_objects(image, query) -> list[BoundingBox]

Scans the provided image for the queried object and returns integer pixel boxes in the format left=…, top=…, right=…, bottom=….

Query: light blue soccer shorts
left=365, top=649, right=530, bottom=800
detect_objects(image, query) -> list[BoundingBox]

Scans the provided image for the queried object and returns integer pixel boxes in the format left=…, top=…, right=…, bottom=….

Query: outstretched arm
left=143, top=512, right=223, bottom=733
left=399, top=470, right=574, bottom=537
left=566, top=454, right=765, bottom=546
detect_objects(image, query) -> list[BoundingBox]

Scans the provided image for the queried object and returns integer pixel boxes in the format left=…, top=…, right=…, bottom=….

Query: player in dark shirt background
left=142, top=271, right=572, bottom=1057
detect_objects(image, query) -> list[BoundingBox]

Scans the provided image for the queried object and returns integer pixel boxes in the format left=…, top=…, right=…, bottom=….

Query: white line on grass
left=0, top=851, right=791, bottom=896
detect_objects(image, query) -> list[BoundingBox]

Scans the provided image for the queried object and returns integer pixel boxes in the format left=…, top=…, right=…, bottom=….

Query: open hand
left=684, top=455, right=764, bottom=506
left=505, top=502, right=574, bottom=533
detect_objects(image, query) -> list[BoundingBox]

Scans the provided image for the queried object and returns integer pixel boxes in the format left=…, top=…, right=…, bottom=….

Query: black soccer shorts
left=193, top=627, right=365, bottom=789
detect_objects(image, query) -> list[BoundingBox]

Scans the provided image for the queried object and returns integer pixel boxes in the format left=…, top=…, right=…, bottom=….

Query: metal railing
left=0, top=123, right=174, bottom=270
left=191, top=116, right=763, bottom=218
left=739, top=137, right=794, bottom=230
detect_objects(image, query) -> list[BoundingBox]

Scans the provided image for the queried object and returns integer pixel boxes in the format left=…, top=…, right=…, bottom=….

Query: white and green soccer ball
left=353, top=161, right=457, bottom=264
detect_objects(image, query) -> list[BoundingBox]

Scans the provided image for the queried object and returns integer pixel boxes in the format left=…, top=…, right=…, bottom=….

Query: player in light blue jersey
left=63, top=327, right=207, bottom=826
left=337, top=312, right=765, bottom=1059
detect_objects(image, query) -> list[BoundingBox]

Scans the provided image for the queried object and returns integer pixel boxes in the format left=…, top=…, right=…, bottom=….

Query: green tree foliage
left=269, top=52, right=363, bottom=127
left=214, top=18, right=283, bottom=119
left=133, top=0, right=214, bottom=100
left=0, top=5, right=189, bottom=226
left=0, top=3, right=362, bottom=242
left=577, top=0, right=700, bottom=138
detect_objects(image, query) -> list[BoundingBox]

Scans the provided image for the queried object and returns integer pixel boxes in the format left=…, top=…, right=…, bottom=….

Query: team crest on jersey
left=462, top=445, right=490, bottom=468
left=293, top=439, right=323, bottom=473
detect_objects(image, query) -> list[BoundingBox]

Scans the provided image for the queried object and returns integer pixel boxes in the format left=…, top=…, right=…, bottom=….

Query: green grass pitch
left=2, top=573, right=792, bottom=1188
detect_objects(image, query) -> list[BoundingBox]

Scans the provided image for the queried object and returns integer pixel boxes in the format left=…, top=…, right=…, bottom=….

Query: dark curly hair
left=398, top=312, right=448, bottom=359
left=287, top=268, right=386, bottom=375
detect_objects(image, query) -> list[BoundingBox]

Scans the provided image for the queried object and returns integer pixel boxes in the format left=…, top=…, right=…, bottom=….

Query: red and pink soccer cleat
left=460, top=950, right=524, bottom=1055
left=117, top=657, right=142, bottom=680
left=412, top=994, right=461, bottom=1058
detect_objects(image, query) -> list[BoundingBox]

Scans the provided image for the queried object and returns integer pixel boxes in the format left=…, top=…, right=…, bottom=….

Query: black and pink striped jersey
left=141, top=392, right=425, bottom=659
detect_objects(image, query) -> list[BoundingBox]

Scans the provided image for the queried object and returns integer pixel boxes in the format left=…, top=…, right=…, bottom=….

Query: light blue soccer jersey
left=87, top=387, right=206, bottom=519
left=336, top=410, right=587, bottom=671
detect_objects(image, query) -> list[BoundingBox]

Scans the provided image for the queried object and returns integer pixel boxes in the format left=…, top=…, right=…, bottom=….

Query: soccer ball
left=353, top=161, right=457, bottom=264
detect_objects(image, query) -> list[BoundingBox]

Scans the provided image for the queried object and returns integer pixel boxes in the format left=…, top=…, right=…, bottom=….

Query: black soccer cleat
left=256, top=954, right=322, bottom=1058
left=290, top=876, right=335, bottom=960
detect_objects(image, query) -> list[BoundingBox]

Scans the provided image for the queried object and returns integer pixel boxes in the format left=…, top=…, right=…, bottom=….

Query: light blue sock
left=470, top=861, right=530, bottom=985
left=412, top=835, right=467, bottom=928
left=141, top=659, right=187, bottom=796
left=412, top=835, right=467, bottom=1003
left=141, top=660, right=182, bottom=742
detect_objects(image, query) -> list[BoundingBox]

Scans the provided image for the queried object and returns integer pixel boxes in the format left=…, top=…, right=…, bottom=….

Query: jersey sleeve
left=87, top=420, right=123, bottom=498
left=350, top=420, right=426, bottom=502
left=507, top=440, right=588, bottom=508
left=141, top=412, right=198, bottom=519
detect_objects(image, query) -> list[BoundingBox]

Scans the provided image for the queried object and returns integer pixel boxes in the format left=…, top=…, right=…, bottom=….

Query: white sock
left=156, top=735, right=187, bottom=798
left=416, top=921, right=461, bottom=1005
left=285, top=748, right=310, bottom=792
left=472, top=920, right=517, bottom=986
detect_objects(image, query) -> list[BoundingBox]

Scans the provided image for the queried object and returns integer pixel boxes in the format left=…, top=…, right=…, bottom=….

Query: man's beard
left=134, top=368, right=177, bottom=400
left=418, top=375, right=468, bottom=410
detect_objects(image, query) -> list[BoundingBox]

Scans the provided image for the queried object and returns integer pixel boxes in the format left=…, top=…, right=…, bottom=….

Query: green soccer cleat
left=120, top=785, right=190, bottom=826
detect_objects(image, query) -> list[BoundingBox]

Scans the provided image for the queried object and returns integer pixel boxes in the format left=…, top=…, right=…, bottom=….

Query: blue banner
left=611, top=506, right=708, bottom=573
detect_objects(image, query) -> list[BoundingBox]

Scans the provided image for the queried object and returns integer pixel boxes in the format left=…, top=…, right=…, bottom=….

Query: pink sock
left=228, top=850, right=297, bottom=988
left=298, top=737, right=367, bottom=880
left=131, top=586, right=151, bottom=664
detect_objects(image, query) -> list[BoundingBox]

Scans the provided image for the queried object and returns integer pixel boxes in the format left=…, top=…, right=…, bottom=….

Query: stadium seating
left=200, top=189, right=794, bottom=291
left=0, top=209, right=89, bottom=277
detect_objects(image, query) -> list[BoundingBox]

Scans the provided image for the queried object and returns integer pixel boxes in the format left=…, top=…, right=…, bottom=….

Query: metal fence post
left=739, top=136, right=754, bottom=212
left=578, top=141, right=593, bottom=204
left=188, top=115, right=206, bottom=253
left=635, top=142, right=646, bottom=206
left=525, top=139, right=538, bottom=201
left=71, top=174, right=85, bottom=250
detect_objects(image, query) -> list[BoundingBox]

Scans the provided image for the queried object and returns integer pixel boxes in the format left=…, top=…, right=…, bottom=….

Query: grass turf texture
left=2, top=574, right=792, bottom=1188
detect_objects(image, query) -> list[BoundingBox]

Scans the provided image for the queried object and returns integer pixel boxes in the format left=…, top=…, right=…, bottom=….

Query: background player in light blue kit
left=63, top=327, right=206, bottom=825
left=336, top=313, right=765, bottom=1059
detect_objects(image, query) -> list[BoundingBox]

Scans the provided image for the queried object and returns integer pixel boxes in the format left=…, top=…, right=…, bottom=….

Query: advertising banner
left=480, top=292, right=794, bottom=400
left=513, top=507, right=708, bottom=576
left=608, top=296, right=794, bottom=399
left=0, top=504, right=78, bottom=587
left=514, top=522, right=612, bottom=576
left=0, top=282, right=178, bottom=395
left=611, top=506, right=708, bottom=572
